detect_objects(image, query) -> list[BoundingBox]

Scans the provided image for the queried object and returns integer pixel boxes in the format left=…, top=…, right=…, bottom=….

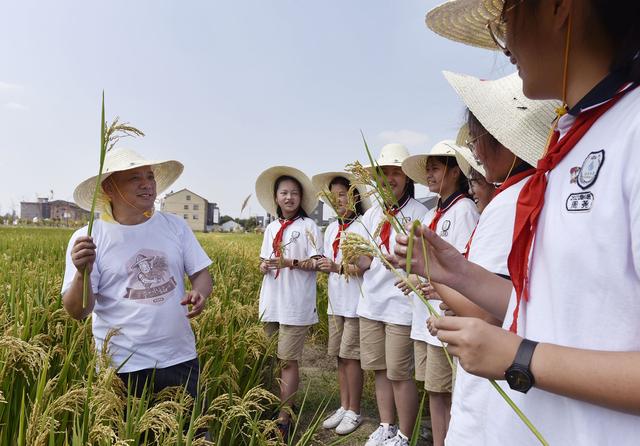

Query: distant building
left=220, top=220, right=243, bottom=232
left=255, top=216, right=265, bottom=227
left=161, top=188, right=219, bottom=232
left=310, top=201, right=327, bottom=227
left=20, top=198, right=89, bottom=222
left=417, top=195, right=438, bottom=211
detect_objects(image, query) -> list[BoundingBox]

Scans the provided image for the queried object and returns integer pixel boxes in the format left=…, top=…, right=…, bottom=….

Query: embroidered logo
left=569, top=166, right=581, bottom=184
left=577, top=150, right=605, bottom=189
left=566, top=192, right=594, bottom=212
left=124, top=250, right=176, bottom=304
left=441, top=220, right=451, bottom=237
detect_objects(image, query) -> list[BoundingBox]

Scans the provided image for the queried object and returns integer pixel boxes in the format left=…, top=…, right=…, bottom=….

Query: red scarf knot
left=332, top=219, right=354, bottom=261
left=272, top=216, right=298, bottom=278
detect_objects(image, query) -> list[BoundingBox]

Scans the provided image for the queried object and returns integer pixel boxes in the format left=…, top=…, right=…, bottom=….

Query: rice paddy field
left=0, top=226, right=431, bottom=445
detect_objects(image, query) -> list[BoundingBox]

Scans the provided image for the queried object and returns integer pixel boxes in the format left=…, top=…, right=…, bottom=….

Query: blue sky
left=0, top=1, right=514, bottom=218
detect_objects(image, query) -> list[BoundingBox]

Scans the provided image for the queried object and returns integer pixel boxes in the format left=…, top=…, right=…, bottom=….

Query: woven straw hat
left=450, top=124, right=486, bottom=178
left=73, top=147, right=183, bottom=212
left=311, top=172, right=372, bottom=212
left=402, top=140, right=458, bottom=186
left=255, top=166, right=319, bottom=217
left=426, top=0, right=503, bottom=50
left=365, top=143, right=411, bottom=170
left=444, top=71, right=559, bottom=167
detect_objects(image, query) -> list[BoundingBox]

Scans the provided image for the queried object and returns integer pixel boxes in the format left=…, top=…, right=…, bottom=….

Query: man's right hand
left=71, top=236, right=96, bottom=274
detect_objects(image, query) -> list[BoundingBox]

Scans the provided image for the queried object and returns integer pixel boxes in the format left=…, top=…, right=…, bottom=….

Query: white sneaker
left=335, top=410, right=362, bottom=435
left=364, top=423, right=398, bottom=446
left=382, top=432, right=410, bottom=446
left=322, top=406, right=346, bottom=429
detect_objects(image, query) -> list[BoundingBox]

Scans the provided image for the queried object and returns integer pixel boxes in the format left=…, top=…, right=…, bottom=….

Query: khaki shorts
left=264, top=322, right=310, bottom=362
left=413, top=340, right=429, bottom=382
left=327, top=316, right=360, bottom=360
left=359, top=317, right=414, bottom=381
left=424, top=343, right=453, bottom=393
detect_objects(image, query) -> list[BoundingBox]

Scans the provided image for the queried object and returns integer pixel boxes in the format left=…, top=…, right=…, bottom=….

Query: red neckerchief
left=428, top=192, right=466, bottom=232
left=272, top=216, right=299, bottom=278
left=507, top=84, right=636, bottom=333
left=332, top=216, right=356, bottom=261
left=379, top=195, right=410, bottom=253
left=463, top=167, right=535, bottom=259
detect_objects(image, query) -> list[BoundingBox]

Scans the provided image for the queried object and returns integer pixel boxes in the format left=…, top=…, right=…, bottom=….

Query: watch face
left=505, top=367, right=533, bottom=393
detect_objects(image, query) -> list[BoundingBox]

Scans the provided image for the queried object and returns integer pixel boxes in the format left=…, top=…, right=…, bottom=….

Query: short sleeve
left=181, top=221, right=212, bottom=276
left=260, top=224, right=274, bottom=259
left=450, top=202, right=479, bottom=253
left=61, top=226, right=99, bottom=295
left=467, top=201, right=513, bottom=276
left=628, top=133, right=640, bottom=278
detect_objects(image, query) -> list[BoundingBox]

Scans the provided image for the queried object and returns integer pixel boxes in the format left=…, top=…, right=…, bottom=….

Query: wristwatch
left=291, top=259, right=299, bottom=269
left=504, top=338, right=539, bottom=393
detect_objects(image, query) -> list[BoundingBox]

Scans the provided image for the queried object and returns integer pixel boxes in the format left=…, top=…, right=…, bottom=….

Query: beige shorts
left=414, top=340, right=429, bottom=382
left=424, top=343, right=453, bottom=393
left=359, top=317, right=414, bottom=381
left=327, top=316, right=360, bottom=360
left=264, top=322, right=310, bottom=362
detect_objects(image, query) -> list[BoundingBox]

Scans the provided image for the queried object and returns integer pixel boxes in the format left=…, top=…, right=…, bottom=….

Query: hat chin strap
left=110, top=178, right=154, bottom=219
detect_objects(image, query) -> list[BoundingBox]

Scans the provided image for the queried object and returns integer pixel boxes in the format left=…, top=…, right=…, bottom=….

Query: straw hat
left=74, top=147, right=183, bottom=212
left=311, top=172, right=372, bottom=212
left=444, top=71, right=559, bottom=167
left=426, top=0, right=503, bottom=50
left=365, top=143, right=411, bottom=170
left=451, top=124, right=486, bottom=178
left=255, top=166, right=319, bottom=217
left=402, top=140, right=458, bottom=186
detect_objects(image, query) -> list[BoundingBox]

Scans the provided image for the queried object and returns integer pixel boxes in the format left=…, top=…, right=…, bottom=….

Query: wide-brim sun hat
left=426, top=0, right=503, bottom=50
left=450, top=124, right=486, bottom=178
left=444, top=71, right=559, bottom=167
left=364, top=143, right=411, bottom=170
left=402, top=140, right=458, bottom=186
left=255, top=166, right=319, bottom=217
left=311, top=171, right=372, bottom=212
left=74, top=147, right=184, bottom=212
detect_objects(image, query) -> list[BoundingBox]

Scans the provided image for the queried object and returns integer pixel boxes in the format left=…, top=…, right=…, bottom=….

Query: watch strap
left=514, top=338, right=539, bottom=371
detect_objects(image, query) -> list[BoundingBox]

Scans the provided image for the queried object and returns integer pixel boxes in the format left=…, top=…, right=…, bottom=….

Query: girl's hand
left=259, top=261, right=269, bottom=274
left=440, top=301, right=456, bottom=316
left=317, top=257, right=339, bottom=273
left=264, top=258, right=289, bottom=270
left=420, top=282, right=439, bottom=300
left=393, top=224, right=467, bottom=288
left=432, top=316, right=521, bottom=379
left=394, top=274, right=421, bottom=296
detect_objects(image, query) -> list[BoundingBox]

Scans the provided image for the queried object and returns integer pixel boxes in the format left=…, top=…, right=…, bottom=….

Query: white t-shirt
left=482, top=87, right=640, bottom=445
left=259, top=216, right=323, bottom=325
left=61, top=212, right=212, bottom=373
left=412, top=196, right=478, bottom=344
left=357, top=198, right=428, bottom=326
left=324, top=218, right=367, bottom=318
left=446, top=176, right=529, bottom=446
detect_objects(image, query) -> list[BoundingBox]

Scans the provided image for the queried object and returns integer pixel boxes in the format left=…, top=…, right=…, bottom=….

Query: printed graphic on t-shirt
left=124, top=249, right=177, bottom=304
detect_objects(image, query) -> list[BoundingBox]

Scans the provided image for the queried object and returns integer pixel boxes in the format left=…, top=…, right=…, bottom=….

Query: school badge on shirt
left=441, top=220, right=451, bottom=237
left=577, top=150, right=605, bottom=189
left=124, top=249, right=177, bottom=304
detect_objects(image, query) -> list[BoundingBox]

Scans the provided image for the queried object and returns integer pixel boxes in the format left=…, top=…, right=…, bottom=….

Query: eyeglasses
left=486, top=0, right=526, bottom=51
left=464, top=131, right=489, bottom=164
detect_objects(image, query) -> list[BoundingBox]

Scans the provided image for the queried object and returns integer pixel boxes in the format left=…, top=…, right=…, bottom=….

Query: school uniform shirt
left=61, top=212, right=212, bottom=374
left=259, top=217, right=323, bottom=326
left=357, top=198, right=428, bottom=326
left=411, top=194, right=478, bottom=344
left=446, top=175, right=530, bottom=446
left=324, top=217, right=367, bottom=318
left=482, top=85, right=640, bottom=444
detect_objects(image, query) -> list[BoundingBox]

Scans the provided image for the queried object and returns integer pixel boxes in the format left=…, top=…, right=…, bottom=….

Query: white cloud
left=378, top=129, right=430, bottom=148
left=0, top=81, right=22, bottom=91
left=4, top=102, right=28, bottom=111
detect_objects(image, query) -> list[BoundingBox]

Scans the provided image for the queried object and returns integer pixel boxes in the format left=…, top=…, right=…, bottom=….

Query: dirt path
left=294, top=341, right=433, bottom=445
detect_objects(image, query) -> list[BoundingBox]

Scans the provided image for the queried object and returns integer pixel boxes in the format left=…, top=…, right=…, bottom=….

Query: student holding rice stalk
left=62, top=146, right=213, bottom=400
left=400, top=138, right=479, bottom=446
left=312, top=172, right=371, bottom=435
left=354, top=143, right=427, bottom=446
left=393, top=0, right=640, bottom=444
left=255, top=166, right=323, bottom=441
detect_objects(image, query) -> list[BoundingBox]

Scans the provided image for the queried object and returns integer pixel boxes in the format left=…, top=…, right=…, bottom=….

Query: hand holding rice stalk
left=344, top=133, right=548, bottom=445
left=82, top=92, right=145, bottom=307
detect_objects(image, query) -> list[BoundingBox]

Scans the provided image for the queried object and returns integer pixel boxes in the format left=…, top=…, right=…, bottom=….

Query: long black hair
left=273, top=175, right=309, bottom=219
left=328, top=176, right=365, bottom=217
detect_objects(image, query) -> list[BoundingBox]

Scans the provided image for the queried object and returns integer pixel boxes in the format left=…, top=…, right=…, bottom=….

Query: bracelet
left=339, top=264, right=344, bottom=275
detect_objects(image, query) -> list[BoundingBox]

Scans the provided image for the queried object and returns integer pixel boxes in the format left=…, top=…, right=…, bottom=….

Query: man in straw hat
left=62, top=147, right=213, bottom=399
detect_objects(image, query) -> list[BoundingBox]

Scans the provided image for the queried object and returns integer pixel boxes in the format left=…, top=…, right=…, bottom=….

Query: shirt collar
left=568, top=67, right=634, bottom=116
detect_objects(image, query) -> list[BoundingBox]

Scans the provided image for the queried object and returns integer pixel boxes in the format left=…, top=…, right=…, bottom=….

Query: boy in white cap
left=62, top=147, right=213, bottom=399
